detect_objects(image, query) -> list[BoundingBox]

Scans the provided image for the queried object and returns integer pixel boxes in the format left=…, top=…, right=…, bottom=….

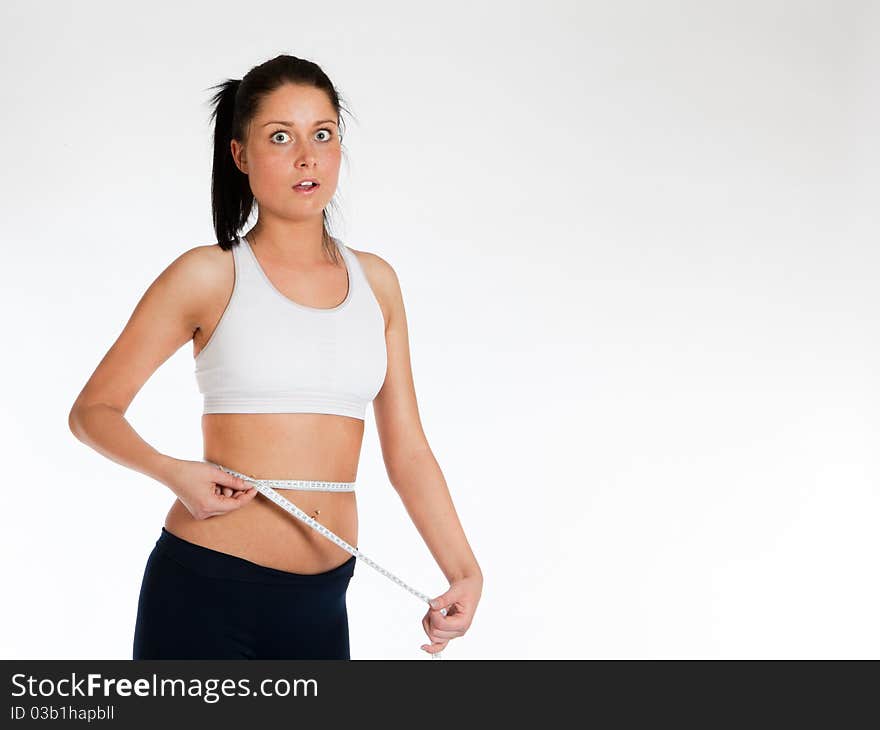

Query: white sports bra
left=193, top=234, right=388, bottom=419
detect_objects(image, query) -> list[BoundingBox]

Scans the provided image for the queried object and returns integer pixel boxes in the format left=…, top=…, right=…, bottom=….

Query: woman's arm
left=69, top=246, right=220, bottom=487
left=363, top=249, right=482, bottom=655
left=386, top=443, right=483, bottom=584
left=69, top=247, right=206, bottom=479
left=70, top=402, right=176, bottom=486
left=364, top=250, right=482, bottom=583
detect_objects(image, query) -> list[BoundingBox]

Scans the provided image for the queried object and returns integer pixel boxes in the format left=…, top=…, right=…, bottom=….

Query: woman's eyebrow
left=261, top=119, right=338, bottom=127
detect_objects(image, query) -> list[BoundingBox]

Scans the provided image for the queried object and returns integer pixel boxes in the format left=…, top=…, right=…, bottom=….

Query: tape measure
left=207, top=462, right=447, bottom=659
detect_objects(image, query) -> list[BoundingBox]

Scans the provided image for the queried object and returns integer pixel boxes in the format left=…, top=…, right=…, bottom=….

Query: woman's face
left=232, top=83, right=341, bottom=223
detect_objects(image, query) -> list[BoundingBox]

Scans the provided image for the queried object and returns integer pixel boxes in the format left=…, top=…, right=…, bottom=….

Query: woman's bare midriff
left=164, top=412, right=364, bottom=575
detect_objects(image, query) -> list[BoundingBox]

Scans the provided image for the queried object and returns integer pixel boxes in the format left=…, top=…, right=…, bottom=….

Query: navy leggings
left=132, top=527, right=356, bottom=660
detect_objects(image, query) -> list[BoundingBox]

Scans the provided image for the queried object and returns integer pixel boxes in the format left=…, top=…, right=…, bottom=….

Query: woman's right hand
left=160, top=459, right=258, bottom=520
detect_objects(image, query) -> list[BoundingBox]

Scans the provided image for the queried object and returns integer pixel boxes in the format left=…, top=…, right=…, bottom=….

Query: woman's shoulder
left=156, top=241, right=234, bottom=316
left=346, top=244, right=403, bottom=328
left=173, top=241, right=233, bottom=279
left=347, top=244, right=400, bottom=293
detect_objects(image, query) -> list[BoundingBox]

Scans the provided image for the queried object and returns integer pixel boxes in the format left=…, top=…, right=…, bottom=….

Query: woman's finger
left=232, top=487, right=258, bottom=500
left=427, top=627, right=460, bottom=641
left=430, top=610, right=470, bottom=632
left=422, top=613, right=461, bottom=641
left=211, top=468, right=254, bottom=502
left=213, top=486, right=258, bottom=512
left=426, top=603, right=470, bottom=633
left=421, top=639, right=448, bottom=654
left=214, top=469, right=252, bottom=492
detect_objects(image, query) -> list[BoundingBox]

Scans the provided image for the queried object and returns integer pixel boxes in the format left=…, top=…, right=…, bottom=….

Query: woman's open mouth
left=292, top=182, right=320, bottom=194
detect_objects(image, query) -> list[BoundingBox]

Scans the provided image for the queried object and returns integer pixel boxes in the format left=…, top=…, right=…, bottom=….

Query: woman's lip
left=292, top=183, right=320, bottom=193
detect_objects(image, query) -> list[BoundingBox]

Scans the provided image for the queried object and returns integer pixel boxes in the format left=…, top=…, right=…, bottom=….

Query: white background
left=1, top=0, right=877, bottom=659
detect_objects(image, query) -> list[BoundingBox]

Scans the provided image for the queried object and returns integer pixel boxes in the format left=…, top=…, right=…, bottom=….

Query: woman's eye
left=271, top=131, right=290, bottom=144
left=316, top=129, right=332, bottom=141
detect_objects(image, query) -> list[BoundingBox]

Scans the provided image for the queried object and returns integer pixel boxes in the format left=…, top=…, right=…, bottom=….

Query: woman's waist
left=208, top=461, right=358, bottom=493
left=164, top=490, right=358, bottom=573
left=202, top=417, right=363, bottom=484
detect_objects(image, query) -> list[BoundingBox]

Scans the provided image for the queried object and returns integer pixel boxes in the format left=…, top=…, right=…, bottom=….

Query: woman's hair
left=206, top=54, right=352, bottom=258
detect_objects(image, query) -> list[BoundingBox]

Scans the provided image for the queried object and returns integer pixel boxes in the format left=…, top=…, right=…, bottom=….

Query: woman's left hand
left=421, top=575, right=482, bottom=656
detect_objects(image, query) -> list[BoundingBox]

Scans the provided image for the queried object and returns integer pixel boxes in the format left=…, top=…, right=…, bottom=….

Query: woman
left=68, top=54, right=483, bottom=660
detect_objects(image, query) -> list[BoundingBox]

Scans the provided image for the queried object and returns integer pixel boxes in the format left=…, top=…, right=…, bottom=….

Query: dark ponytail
left=205, top=55, right=352, bottom=257
left=208, top=79, right=252, bottom=249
